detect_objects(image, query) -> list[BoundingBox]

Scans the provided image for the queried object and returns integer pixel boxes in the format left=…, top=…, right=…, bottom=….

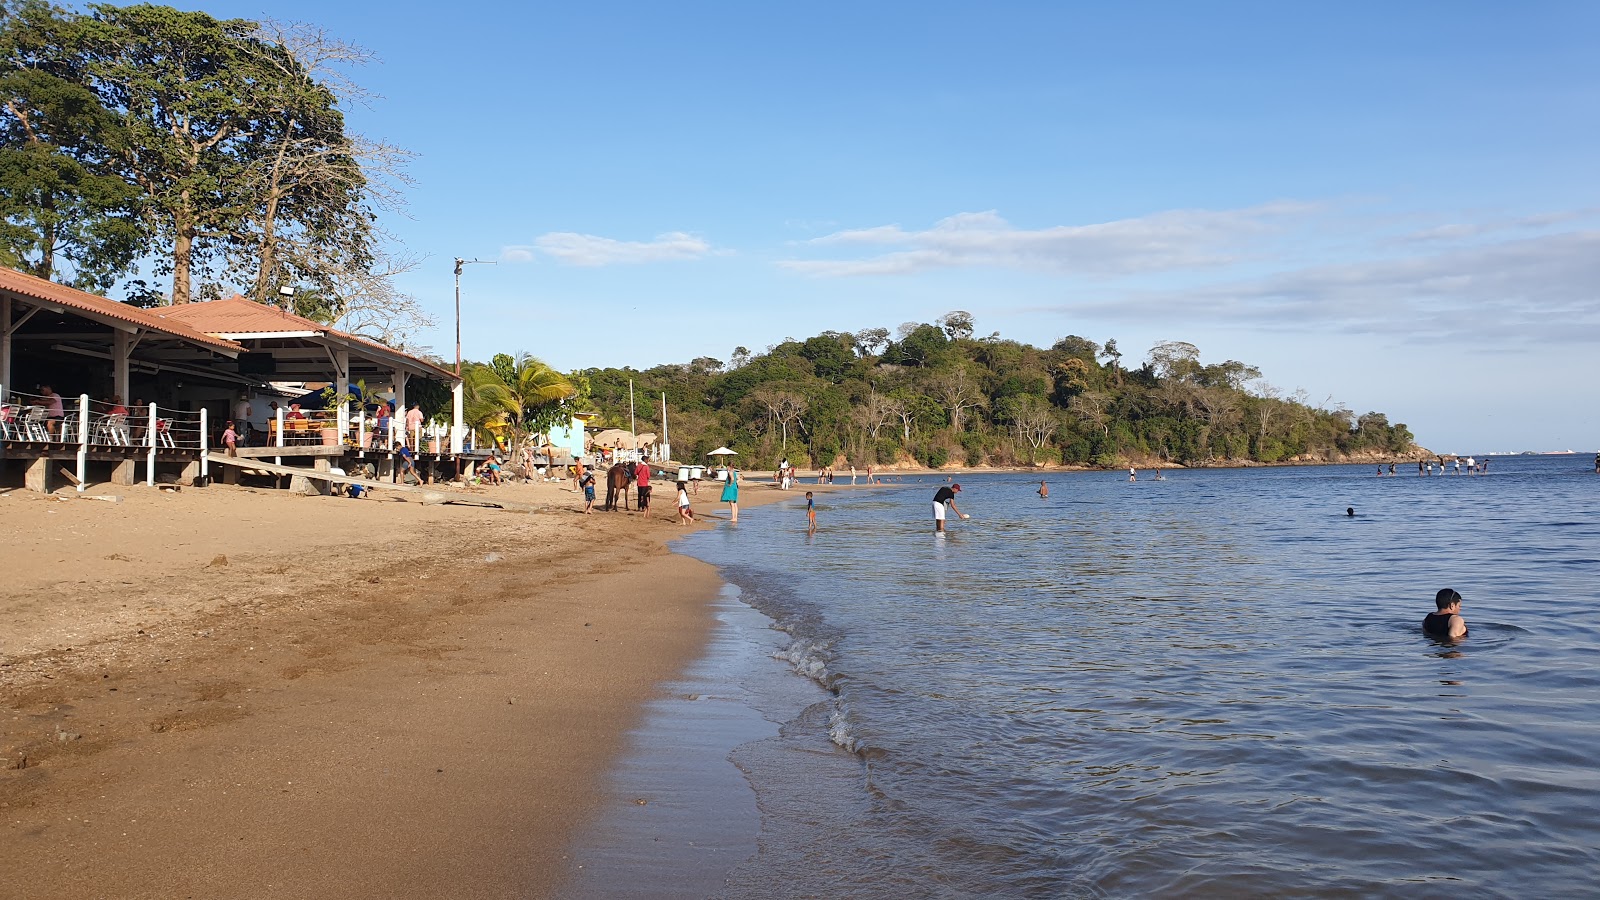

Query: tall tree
left=0, top=0, right=140, bottom=288
left=75, top=3, right=269, bottom=303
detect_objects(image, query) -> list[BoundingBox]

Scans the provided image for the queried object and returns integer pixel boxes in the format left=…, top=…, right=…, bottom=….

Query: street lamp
left=453, top=257, right=495, bottom=377
left=278, top=284, right=295, bottom=316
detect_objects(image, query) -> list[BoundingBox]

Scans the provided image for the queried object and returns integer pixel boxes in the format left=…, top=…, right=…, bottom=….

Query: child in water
left=806, top=490, right=816, bottom=533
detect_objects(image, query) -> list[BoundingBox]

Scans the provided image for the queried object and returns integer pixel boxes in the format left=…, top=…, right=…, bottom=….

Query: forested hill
left=573, top=312, right=1422, bottom=470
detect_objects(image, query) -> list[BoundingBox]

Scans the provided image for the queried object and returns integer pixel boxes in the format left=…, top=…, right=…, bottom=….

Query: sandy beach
left=0, top=472, right=814, bottom=898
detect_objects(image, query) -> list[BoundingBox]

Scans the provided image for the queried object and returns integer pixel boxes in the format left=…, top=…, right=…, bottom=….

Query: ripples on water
left=678, top=456, right=1600, bottom=898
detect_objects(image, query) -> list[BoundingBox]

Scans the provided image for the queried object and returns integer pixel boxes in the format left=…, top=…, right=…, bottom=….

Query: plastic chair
left=96, top=413, right=129, bottom=446
left=20, top=406, right=49, bottom=441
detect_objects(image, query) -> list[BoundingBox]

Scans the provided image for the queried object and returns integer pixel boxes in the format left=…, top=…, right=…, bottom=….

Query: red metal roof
left=0, top=266, right=242, bottom=353
left=164, top=296, right=458, bottom=382
left=159, top=295, right=329, bottom=335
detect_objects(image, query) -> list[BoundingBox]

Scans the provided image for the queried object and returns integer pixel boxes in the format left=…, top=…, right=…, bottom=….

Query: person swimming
left=1347, top=507, right=1355, bottom=517
left=1423, top=588, right=1468, bottom=639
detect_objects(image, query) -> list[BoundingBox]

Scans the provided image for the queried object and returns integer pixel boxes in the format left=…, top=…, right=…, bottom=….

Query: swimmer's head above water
left=1347, top=507, right=1355, bottom=516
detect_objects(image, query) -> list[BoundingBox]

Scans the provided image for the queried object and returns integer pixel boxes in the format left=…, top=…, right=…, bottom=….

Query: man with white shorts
left=932, top=483, right=963, bottom=532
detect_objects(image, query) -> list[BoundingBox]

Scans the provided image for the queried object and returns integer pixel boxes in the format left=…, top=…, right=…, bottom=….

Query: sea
left=563, top=454, right=1600, bottom=899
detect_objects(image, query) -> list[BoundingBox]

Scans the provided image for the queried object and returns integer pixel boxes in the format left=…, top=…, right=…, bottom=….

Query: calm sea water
left=571, top=455, right=1600, bottom=898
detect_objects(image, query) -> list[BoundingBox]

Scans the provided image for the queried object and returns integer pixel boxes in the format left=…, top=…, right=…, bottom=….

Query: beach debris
left=55, top=729, right=82, bottom=743
left=634, top=798, right=649, bottom=806
left=81, top=494, right=123, bottom=503
left=208, top=554, right=229, bottom=567
left=483, top=552, right=503, bottom=563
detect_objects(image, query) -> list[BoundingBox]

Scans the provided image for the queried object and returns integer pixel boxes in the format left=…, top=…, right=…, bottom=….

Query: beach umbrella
left=707, top=447, right=737, bottom=457
left=592, top=428, right=637, bottom=449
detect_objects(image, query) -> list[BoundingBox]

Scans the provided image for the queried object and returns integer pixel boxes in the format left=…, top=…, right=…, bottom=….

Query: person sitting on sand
left=1423, top=588, right=1468, bottom=640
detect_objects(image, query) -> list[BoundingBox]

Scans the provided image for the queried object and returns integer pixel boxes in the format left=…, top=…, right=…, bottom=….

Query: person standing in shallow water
left=720, top=465, right=740, bottom=523
left=932, top=483, right=963, bottom=532
left=1038, top=480, right=1049, bottom=498
left=1423, top=588, right=1468, bottom=640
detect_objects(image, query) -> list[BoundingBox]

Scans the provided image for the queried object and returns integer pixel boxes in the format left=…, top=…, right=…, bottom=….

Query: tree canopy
left=567, top=314, right=1419, bottom=469
left=0, top=1, right=423, bottom=343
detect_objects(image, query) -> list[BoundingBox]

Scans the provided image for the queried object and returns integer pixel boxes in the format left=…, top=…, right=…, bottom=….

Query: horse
left=604, top=463, right=633, bottom=511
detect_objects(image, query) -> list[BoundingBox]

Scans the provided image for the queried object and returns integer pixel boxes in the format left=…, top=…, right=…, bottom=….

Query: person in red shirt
left=635, top=460, right=652, bottom=511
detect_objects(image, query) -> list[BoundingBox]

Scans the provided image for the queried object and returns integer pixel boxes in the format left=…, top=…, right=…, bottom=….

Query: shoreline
left=0, top=476, right=802, bottom=898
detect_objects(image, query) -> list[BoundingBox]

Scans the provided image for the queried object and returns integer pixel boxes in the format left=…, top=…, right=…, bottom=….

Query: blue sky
left=195, top=1, right=1598, bottom=453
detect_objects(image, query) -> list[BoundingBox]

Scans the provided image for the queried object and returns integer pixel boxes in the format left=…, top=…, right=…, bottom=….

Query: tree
left=0, top=2, right=141, bottom=289
left=937, top=309, right=975, bottom=341
left=75, top=4, right=269, bottom=303
left=1099, top=338, right=1122, bottom=385
left=229, top=21, right=415, bottom=311
left=1148, top=340, right=1203, bottom=382
left=853, top=326, right=889, bottom=357
left=749, top=387, right=807, bottom=455
left=463, top=352, right=576, bottom=452
left=928, top=364, right=985, bottom=434
left=999, top=394, right=1059, bottom=461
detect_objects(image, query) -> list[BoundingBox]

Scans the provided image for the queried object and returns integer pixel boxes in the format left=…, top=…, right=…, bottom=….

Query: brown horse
left=604, top=463, right=633, bottom=511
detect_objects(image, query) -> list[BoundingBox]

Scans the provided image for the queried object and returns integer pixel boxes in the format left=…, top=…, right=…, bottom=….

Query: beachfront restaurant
left=1, top=266, right=244, bottom=491
left=2, top=267, right=468, bottom=492
left=155, top=296, right=466, bottom=486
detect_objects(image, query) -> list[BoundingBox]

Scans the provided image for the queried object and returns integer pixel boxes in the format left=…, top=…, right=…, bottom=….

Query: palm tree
left=463, top=352, right=576, bottom=452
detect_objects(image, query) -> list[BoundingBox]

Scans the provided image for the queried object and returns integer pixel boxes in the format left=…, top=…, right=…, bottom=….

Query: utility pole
left=453, top=257, right=496, bottom=378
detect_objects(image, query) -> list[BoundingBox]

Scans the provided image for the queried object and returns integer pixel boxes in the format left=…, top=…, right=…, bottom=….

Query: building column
left=1, top=295, right=12, bottom=393
left=112, top=329, right=132, bottom=402
left=451, top=381, right=465, bottom=455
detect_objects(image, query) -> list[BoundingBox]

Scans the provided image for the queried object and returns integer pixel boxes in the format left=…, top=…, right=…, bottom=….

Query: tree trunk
left=171, top=227, right=193, bottom=304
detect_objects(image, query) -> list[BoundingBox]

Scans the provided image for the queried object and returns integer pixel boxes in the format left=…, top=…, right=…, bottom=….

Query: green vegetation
left=572, top=316, right=1417, bottom=469
left=1, top=2, right=426, bottom=344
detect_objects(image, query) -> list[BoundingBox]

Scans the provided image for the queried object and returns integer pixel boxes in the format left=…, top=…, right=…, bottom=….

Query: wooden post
left=25, top=455, right=50, bottom=492
left=112, top=458, right=135, bottom=485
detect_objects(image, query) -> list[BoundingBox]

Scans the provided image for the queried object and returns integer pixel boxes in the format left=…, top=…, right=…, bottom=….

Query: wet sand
left=0, top=474, right=828, bottom=898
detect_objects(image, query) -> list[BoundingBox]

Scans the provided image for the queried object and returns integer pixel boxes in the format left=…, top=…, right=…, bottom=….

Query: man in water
left=932, top=483, right=963, bottom=532
left=1038, top=480, right=1049, bottom=498
left=1423, top=588, right=1468, bottom=640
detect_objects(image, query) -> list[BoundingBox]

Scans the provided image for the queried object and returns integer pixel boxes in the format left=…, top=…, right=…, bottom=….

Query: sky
left=189, top=1, right=1599, bottom=453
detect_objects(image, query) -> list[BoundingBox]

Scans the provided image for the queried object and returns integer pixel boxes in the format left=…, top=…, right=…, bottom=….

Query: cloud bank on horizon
left=498, top=201, right=1600, bottom=346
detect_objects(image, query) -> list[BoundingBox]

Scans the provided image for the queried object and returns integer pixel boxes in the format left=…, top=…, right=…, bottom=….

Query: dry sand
left=0, top=473, right=803, bottom=899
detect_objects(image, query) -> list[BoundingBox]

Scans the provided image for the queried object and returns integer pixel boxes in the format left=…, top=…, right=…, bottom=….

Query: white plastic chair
left=96, top=413, right=129, bottom=446
left=20, top=406, right=49, bottom=441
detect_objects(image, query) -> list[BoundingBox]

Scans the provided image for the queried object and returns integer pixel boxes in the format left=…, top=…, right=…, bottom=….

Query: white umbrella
left=707, top=447, right=737, bottom=456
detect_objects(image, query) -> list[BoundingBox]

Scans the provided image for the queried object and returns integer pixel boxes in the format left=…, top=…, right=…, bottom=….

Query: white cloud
left=1063, top=230, right=1600, bottom=345
left=779, top=203, right=1316, bottom=277
left=501, top=231, right=717, bottom=266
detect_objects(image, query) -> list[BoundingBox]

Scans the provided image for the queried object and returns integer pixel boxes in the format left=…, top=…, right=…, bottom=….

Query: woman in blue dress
left=720, top=465, right=740, bottom=522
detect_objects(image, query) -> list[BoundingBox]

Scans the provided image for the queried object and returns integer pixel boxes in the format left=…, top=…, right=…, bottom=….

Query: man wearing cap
left=932, top=483, right=963, bottom=532
left=1423, top=588, right=1468, bottom=640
